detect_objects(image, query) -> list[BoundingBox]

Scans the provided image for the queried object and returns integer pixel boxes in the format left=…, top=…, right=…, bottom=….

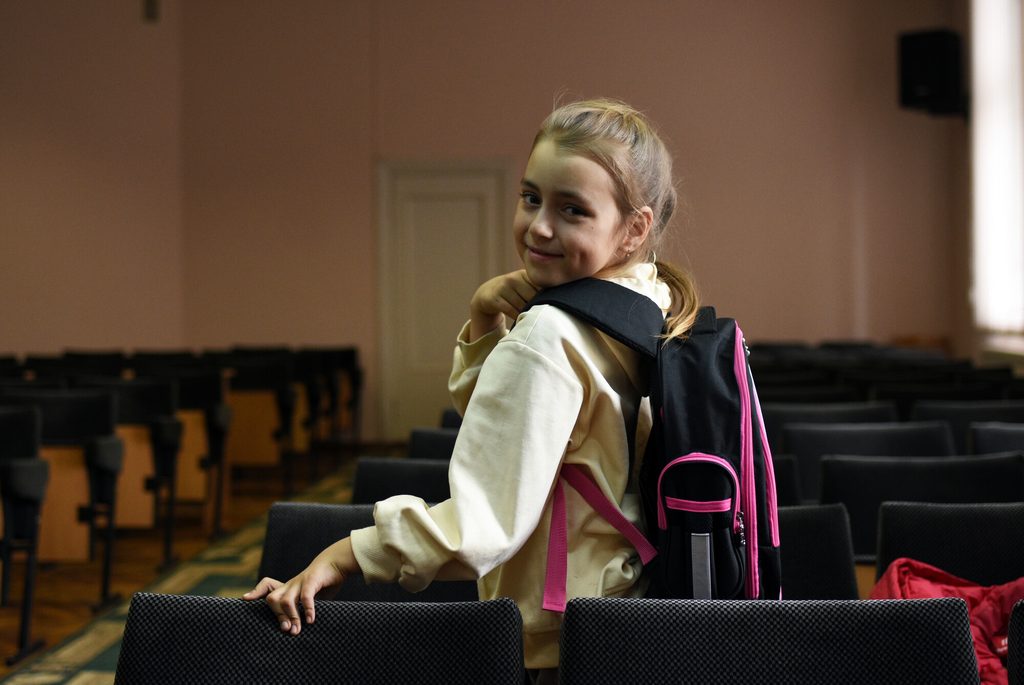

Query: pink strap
left=542, top=464, right=656, bottom=613
left=734, top=323, right=759, bottom=598
left=542, top=479, right=568, bottom=612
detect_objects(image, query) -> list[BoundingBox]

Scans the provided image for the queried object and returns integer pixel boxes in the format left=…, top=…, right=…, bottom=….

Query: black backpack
left=527, top=278, right=781, bottom=607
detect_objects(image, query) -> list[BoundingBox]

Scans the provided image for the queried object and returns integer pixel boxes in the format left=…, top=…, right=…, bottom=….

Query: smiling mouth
left=527, top=246, right=562, bottom=260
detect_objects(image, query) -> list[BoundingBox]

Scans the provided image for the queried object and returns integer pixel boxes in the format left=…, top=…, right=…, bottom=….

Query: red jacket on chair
left=872, top=557, right=1024, bottom=685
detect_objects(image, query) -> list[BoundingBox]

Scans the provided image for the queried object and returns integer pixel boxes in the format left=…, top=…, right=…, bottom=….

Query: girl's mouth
left=527, top=246, right=561, bottom=262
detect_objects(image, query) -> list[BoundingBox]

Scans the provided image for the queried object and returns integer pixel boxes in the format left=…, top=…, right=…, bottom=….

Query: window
left=971, top=0, right=1024, bottom=334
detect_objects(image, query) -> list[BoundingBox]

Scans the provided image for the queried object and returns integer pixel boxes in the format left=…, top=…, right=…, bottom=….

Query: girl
left=245, top=98, right=699, bottom=676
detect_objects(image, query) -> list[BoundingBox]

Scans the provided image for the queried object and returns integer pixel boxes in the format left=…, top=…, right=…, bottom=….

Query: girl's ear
left=622, top=206, right=654, bottom=254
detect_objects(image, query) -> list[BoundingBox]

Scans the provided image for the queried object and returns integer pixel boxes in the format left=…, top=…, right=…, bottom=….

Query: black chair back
left=875, top=382, right=1007, bottom=420
left=973, top=422, right=1024, bottom=455
left=260, top=502, right=477, bottom=602
left=821, top=452, right=1024, bottom=560
left=408, top=427, right=458, bottom=460
left=0, top=389, right=116, bottom=445
left=761, top=401, right=897, bottom=452
left=75, top=377, right=178, bottom=424
left=910, top=400, right=1024, bottom=453
left=783, top=421, right=956, bottom=501
left=876, top=501, right=1024, bottom=586
left=559, top=597, right=980, bottom=685
left=0, top=406, right=42, bottom=460
left=1010, top=600, right=1023, bottom=685
left=778, top=504, right=858, bottom=599
left=440, top=407, right=462, bottom=429
left=772, top=453, right=802, bottom=506
left=114, top=593, right=524, bottom=685
left=351, top=457, right=450, bottom=505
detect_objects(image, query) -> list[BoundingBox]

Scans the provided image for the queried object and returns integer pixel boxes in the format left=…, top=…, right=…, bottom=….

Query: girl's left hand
left=243, top=537, right=359, bottom=635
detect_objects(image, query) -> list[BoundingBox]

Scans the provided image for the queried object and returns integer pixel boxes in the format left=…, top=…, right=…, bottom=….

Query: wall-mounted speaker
left=899, top=29, right=967, bottom=117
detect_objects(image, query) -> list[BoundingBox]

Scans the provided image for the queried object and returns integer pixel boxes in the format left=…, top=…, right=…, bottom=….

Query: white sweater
left=350, top=263, right=671, bottom=668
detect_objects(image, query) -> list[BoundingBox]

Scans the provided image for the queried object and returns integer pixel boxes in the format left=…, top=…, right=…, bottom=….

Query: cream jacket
left=350, top=263, right=671, bottom=668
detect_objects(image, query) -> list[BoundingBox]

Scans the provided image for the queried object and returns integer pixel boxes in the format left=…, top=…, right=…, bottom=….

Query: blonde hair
left=534, top=98, right=699, bottom=339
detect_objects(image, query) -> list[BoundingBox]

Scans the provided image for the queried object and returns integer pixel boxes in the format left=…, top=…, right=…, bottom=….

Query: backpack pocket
left=649, top=453, right=746, bottom=599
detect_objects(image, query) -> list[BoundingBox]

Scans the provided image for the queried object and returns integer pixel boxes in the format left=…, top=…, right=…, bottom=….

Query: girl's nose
left=529, top=213, right=555, bottom=239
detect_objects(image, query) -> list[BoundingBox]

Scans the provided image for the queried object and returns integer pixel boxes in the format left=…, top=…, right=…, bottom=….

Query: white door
left=378, top=162, right=510, bottom=441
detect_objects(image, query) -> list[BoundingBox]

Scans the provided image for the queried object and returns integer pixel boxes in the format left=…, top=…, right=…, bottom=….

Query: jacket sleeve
left=351, top=314, right=584, bottom=591
left=447, top=320, right=506, bottom=416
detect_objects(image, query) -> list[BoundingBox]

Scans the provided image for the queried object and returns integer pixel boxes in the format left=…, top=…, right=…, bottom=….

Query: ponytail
left=655, top=260, right=700, bottom=340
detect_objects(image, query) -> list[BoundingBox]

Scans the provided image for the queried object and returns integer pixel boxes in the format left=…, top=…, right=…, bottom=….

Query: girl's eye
left=564, top=205, right=587, bottom=217
left=520, top=191, right=541, bottom=207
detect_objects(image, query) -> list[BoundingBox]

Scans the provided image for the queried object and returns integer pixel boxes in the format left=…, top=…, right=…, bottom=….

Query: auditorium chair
left=777, top=504, right=858, bottom=599
left=350, top=457, right=451, bottom=505
left=114, top=593, right=524, bottom=684
left=219, top=350, right=304, bottom=496
left=408, top=427, right=459, bottom=460
left=0, top=388, right=123, bottom=607
left=0, top=405, right=48, bottom=664
left=910, top=400, right=1024, bottom=453
left=308, top=346, right=364, bottom=464
left=876, top=382, right=1009, bottom=421
left=973, top=422, right=1024, bottom=455
left=771, top=454, right=802, bottom=506
left=127, top=363, right=233, bottom=539
left=782, top=420, right=956, bottom=502
left=876, top=501, right=1024, bottom=585
left=559, top=597, right=979, bottom=685
left=440, top=407, right=463, bottom=429
left=76, top=377, right=183, bottom=569
left=259, top=502, right=477, bottom=602
left=820, top=453, right=1024, bottom=561
left=761, top=401, right=898, bottom=453
left=1010, top=600, right=1023, bottom=685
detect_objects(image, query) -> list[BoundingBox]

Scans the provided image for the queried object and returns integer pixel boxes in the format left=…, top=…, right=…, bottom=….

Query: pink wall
left=2, top=1, right=970, bottom=437
left=0, top=0, right=184, bottom=352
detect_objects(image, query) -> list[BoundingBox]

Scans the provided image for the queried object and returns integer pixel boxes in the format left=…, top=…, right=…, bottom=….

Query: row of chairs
left=113, top=590, right=1017, bottom=684
left=762, top=398, right=1024, bottom=454
left=2, top=346, right=364, bottom=496
left=394, top=418, right=1024, bottom=562
left=776, top=416, right=1023, bottom=502
left=257, top=496, right=1024, bottom=605
left=749, top=344, right=1023, bottom=418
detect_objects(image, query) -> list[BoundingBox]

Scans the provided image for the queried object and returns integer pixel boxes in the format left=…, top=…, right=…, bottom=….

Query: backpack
left=526, top=278, right=781, bottom=610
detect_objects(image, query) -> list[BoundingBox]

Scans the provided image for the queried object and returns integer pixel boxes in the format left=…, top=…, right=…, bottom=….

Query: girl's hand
left=469, top=270, right=539, bottom=341
left=243, top=537, right=359, bottom=635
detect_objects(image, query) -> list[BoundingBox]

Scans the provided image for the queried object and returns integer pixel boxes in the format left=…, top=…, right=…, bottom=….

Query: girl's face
left=513, top=139, right=635, bottom=289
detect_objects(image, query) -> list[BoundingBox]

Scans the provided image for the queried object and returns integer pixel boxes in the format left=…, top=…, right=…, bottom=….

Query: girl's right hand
left=243, top=537, right=358, bottom=635
left=469, top=270, right=539, bottom=341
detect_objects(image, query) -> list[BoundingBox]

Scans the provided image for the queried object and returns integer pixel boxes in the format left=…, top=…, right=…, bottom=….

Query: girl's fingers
left=301, top=586, right=317, bottom=624
left=243, top=577, right=282, bottom=600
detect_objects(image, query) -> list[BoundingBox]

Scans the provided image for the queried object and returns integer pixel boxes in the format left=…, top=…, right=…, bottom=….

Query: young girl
left=245, top=98, right=699, bottom=676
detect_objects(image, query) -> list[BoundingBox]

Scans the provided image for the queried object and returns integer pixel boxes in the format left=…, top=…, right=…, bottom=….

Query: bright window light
left=972, top=0, right=1024, bottom=333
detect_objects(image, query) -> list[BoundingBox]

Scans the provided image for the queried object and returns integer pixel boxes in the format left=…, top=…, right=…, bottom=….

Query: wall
left=0, top=0, right=184, bottom=352
left=2, top=0, right=969, bottom=437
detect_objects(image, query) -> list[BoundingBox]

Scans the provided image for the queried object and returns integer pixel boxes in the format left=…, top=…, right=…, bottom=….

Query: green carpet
left=2, top=472, right=353, bottom=685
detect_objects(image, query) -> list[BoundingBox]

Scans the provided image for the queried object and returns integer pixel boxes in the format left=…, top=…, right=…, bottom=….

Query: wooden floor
left=0, top=462, right=335, bottom=679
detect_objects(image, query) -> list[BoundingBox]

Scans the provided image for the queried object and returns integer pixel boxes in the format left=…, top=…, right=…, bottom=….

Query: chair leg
left=282, top=448, right=294, bottom=499
left=94, top=503, right=120, bottom=613
left=210, top=458, right=225, bottom=540
left=7, top=515, right=45, bottom=666
left=158, top=475, right=178, bottom=571
left=1, top=537, right=11, bottom=608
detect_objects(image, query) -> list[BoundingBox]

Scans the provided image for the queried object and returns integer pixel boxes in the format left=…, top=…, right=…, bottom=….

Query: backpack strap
left=542, top=464, right=657, bottom=613
left=526, top=278, right=664, bottom=358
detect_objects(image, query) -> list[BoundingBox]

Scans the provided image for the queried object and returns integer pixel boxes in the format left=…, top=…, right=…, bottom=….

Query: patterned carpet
left=1, top=473, right=352, bottom=685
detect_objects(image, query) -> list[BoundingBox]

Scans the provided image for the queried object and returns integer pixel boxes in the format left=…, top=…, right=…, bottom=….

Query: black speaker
left=899, top=29, right=966, bottom=116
